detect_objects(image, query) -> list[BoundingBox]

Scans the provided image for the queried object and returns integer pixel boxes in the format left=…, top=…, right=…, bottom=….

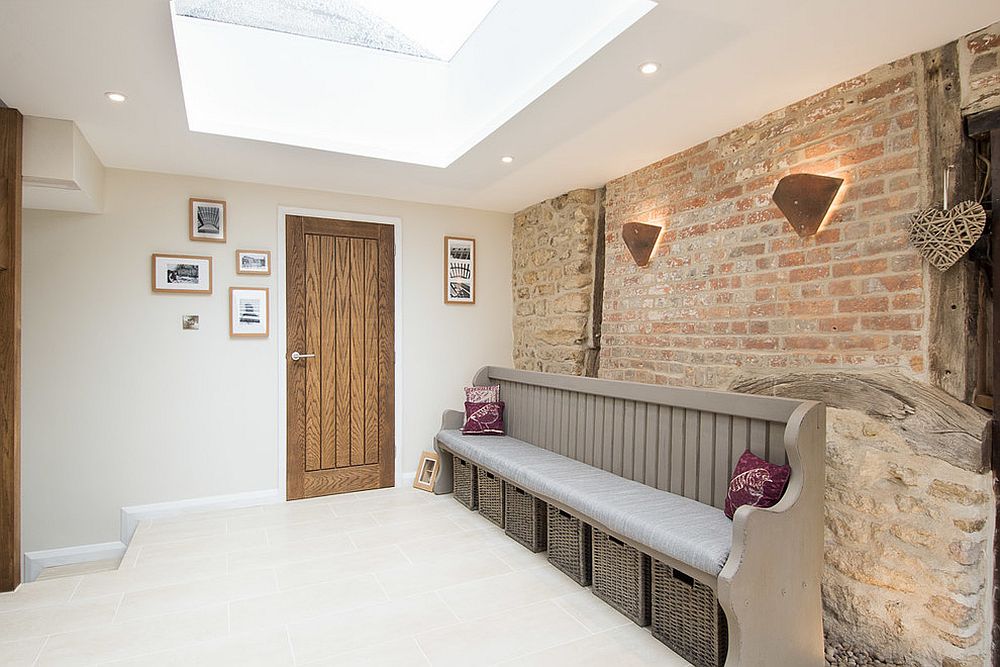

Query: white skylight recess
left=169, top=0, right=656, bottom=167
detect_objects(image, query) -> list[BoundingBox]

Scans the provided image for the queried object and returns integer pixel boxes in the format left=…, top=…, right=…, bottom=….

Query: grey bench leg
left=433, top=409, right=464, bottom=495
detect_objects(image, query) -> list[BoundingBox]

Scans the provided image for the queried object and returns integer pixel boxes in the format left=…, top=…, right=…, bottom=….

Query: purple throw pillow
left=463, top=401, right=505, bottom=435
left=724, top=450, right=791, bottom=519
left=465, top=385, right=500, bottom=403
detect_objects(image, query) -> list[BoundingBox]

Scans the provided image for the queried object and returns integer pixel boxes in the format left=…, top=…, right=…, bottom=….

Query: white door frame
left=275, top=206, right=404, bottom=501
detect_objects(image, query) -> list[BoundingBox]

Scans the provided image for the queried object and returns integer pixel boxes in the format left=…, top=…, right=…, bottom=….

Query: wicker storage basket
left=591, top=528, right=651, bottom=626
left=651, top=560, right=728, bottom=667
left=547, top=506, right=591, bottom=585
left=477, top=468, right=505, bottom=528
left=504, top=485, right=547, bottom=552
left=452, top=455, right=478, bottom=511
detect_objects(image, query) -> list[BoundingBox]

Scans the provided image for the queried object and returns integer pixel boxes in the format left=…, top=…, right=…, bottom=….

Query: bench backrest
left=474, top=367, right=810, bottom=511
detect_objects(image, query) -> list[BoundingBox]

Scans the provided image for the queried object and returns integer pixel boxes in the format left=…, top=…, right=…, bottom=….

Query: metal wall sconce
left=622, top=222, right=663, bottom=267
left=772, top=173, right=844, bottom=237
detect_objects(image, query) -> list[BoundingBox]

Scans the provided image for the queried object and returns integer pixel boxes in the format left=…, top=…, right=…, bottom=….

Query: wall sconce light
left=772, top=173, right=844, bottom=237
left=622, top=222, right=663, bottom=267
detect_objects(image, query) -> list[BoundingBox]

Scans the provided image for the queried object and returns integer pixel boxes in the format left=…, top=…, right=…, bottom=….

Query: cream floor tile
left=225, top=503, right=335, bottom=532
left=274, top=544, right=410, bottom=590
left=130, top=517, right=228, bottom=546
left=489, top=540, right=551, bottom=571
left=0, top=594, right=120, bottom=642
left=302, top=637, right=432, bottom=666
left=501, top=624, right=690, bottom=666
left=288, top=591, right=458, bottom=663
left=375, top=549, right=512, bottom=600
left=72, top=556, right=228, bottom=600
left=435, top=565, right=581, bottom=621
left=328, top=491, right=436, bottom=516
left=0, top=636, right=48, bottom=666
left=101, top=628, right=294, bottom=666
left=115, top=569, right=277, bottom=623
left=228, top=573, right=387, bottom=632
left=0, top=576, right=82, bottom=613
left=552, top=589, right=633, bottom=633
left=369, top=500, right=473, bottom=528
left=227, top=532, right=357, bottom=573
left=36, top=604, right=229, bottom=666
left=134, top=529, right=268, bottom=567
left=397, top=526, right=511, bottom=564
left=348, top=515, right=467, bottom=550
left=263, top=513, right=376, bottom=548
left=415, top=599, right=590, bottom=667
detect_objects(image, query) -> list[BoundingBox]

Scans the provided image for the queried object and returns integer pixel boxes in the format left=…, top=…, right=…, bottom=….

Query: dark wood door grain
left=286, top=216, right=395, bottom=499
left=0, top=109, right=22, bottom=592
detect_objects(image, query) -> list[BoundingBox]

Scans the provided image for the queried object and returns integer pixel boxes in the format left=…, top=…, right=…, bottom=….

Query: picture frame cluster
left=152, top=198, right=271, bottom=338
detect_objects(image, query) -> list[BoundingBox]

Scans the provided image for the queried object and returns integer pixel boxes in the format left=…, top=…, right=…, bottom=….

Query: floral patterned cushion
left=724, top=450, right=791, bottom=519
left=465, top=385, right=500, bottom=403
left=462, top=401, right=505, bottom=436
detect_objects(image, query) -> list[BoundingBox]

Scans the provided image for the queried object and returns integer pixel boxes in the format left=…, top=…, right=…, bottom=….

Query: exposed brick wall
left=512, top=189, right=601, bottom=375
left=600, top=56, right=928, bottom=389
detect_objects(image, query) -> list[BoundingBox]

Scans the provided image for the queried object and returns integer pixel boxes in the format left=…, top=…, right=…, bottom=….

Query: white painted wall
left=21, top=168, right=513, bottom=552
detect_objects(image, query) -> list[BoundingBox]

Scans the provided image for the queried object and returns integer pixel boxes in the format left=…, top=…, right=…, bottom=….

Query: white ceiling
left=1, top=1, right=997, bottom=213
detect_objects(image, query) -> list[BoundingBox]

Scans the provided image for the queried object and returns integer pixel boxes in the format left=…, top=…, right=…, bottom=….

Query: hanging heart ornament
left=908, top=200, right=986, bottom=272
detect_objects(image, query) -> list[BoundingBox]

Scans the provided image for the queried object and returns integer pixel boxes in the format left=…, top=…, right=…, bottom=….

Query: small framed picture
left=413, top=451, right=441, bottom=492
left=230, top=287, right=269, bottom=338
left=182, top=315, right=200, bottom=330
left=152, top=254, right=213, bottom=294
left=190, top=198, right=227, bottom=243
left=236, top=249, right=271, bottom=276
left=444, top=236, right=475, bottom=305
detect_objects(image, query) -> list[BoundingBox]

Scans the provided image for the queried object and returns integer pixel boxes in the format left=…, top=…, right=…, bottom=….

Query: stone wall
left=509, top=20, right=1000, bottom=667
left=512, top=189, right=602, bottom=375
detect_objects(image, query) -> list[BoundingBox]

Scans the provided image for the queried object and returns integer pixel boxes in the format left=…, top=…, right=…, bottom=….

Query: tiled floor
left=0, top=487, right=690, bottom=666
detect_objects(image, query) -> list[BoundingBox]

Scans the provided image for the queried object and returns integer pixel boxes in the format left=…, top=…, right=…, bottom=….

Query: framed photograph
left=236, top=249, right=271, bottom=275
left=189, top=198, right=227, bottom=243
left=230, top=287, right=269, bottom=338
left=413, top=451, right=441, bottom=492
left=444, top=236, right=475, bottom=304
left=182, top=315, right=200, bottom=330
left=152, top=254, right=213, bottom=294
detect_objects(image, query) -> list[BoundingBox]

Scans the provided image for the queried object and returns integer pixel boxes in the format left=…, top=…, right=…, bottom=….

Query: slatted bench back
left=475, top=367, right=805, bottom=511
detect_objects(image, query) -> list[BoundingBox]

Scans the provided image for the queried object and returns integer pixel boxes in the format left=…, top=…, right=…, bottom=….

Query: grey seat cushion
left=437, top=430, right=733, bottom=576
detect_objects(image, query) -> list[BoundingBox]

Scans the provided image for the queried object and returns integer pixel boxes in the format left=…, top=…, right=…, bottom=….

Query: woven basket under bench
left=547, top=506, right=591, bottom=585
left=592, top=527, right=651, bottom=626
left=477, top=468, right=505, bottom=528
left=504, top=484, right=547, bottom=552
left=651, top=560, right=728, bottom=667
left=452, top=455, right=478, bottom=511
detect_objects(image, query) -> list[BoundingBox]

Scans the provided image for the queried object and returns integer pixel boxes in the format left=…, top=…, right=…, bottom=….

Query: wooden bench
left=434, top=367, right=825, bottom=666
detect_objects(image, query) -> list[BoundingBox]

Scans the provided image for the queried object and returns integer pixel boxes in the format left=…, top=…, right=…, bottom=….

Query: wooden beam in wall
left=0, top=108, right=22, bottom=593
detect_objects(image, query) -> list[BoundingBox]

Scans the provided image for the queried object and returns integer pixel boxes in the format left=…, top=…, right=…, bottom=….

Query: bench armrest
left=717, top=401, right=826, bottom=666
left=432, top=409, right=464, bottom=494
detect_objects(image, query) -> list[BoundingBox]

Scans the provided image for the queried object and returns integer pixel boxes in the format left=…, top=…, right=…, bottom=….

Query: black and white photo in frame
left=189, top=198, right=227, bottom=243
left=236, top=249, right=271, bottom=275
left=230, top=287, right=269, bottom=337
left=444, top=236, right=476, bottom=304
left=152, top=254, right=213, bottom=294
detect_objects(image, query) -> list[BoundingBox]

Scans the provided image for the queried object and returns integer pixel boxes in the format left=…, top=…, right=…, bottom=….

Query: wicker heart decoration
left=908, top=200, right=986, bottom=272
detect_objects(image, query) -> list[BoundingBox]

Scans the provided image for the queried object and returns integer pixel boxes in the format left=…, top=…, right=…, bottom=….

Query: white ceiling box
left=22, top=117, right=106, bottom=214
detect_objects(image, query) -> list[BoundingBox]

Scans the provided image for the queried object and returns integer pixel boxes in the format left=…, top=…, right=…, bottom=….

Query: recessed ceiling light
left=501, top=156, right=514, bottom=164
left=105, top=92, right=127, bottom=103
left=638, top=62, right=659, bottom=75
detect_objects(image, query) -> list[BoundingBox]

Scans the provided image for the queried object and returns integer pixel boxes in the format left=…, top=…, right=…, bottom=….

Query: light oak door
left=286, top=216, right=394, bottom=499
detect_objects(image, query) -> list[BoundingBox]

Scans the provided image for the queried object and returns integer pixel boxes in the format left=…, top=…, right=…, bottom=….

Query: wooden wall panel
left=0, top=109, right=22, bottom=592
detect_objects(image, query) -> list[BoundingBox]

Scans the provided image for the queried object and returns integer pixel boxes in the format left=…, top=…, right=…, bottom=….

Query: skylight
left=173, top=0, right=500, bottom=61
left=170, top=0, right=656, bottom=167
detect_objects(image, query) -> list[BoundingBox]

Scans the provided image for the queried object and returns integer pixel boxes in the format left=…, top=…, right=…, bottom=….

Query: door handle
left=291, top=352, right=316, bottom=361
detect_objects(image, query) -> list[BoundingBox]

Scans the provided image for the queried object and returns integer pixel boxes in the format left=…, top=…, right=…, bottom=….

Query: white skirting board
left=22, top=488, right=282, bottom=584
left=22, top=541, right=127, bottom=584
left=23, top=477, right=422, bottom=584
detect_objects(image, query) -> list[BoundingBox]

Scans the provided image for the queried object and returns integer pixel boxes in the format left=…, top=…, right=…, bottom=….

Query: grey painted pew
left=434, top=367, right=826, bottom=666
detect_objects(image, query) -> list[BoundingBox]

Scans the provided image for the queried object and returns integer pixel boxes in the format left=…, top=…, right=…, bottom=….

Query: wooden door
left=286, top=216, right=394, bottom=499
